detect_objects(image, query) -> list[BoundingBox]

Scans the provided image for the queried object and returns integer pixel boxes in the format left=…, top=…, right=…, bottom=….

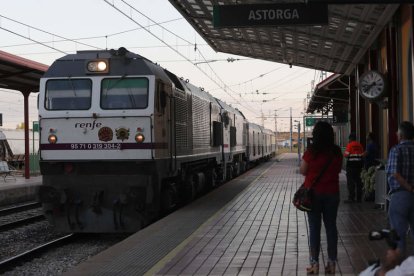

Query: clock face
left=359, top=70, right=386, bottom=100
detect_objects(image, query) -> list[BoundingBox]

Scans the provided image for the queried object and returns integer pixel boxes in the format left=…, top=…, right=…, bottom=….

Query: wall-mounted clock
left=358, top=70, right=387, bottom=100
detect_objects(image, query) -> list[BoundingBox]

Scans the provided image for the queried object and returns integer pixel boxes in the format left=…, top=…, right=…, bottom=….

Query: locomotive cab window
left=101, top=78, right=148, bottom=109
left=45, top=79, right=92, bottom=110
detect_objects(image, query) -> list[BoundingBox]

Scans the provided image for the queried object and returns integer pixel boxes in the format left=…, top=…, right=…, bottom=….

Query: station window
left=45, top=79, right=92, bottom=110
left=101, top=78, right=149, bottom=110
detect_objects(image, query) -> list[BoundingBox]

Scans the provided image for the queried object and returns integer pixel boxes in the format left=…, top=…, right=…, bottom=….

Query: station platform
left=0, top=174, right=41, bottom=206
left=65, top=153, right=393, bottom=276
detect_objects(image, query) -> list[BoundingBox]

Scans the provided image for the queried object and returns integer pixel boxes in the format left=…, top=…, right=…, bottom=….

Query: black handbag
left=293, top=184, right=314, bottom=211
left=293, top=156, right=333, bottom=212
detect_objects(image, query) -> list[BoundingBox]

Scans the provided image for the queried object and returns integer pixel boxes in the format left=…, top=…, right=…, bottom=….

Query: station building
left=169, top=1, right=414, bottom=160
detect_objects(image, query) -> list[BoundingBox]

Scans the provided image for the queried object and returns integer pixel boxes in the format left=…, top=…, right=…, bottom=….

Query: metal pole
left=303, top=116, right=306, bottom=151
left=274, top=110, right=278, bottom=153
left=32, top=126, right=34, bottom=155
left=22, top=91, right=30, bottom=179
left=298, top=122, right=301, bottom=165
left=290, top=107, right=292, bottom=152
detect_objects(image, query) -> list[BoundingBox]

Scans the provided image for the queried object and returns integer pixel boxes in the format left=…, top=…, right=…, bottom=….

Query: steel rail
left=0, top=214, right=45, bottom=232
left=0, top=202, right=42, bottom=216
left=0, top=234, right=76, bottom=274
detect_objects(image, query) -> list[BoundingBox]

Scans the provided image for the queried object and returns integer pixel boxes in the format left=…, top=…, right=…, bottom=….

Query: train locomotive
left=37, top=48, right=276, bottom=233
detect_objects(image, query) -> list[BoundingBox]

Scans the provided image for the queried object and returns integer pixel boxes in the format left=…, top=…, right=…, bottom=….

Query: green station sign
left=305, top=117, right=333, bottom=127
left=32, top=121, right=39, bottom=132
left=305, top=117, right=316, bottom=127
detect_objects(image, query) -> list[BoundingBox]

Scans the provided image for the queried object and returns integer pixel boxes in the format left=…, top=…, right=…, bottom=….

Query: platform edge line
left=143, top=163, right=274, bottom=276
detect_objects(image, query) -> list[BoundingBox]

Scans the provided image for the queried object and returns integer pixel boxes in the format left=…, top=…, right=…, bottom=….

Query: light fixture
left=48, top=134, right=58, bottom=144
left=86, top=60, right=109, bottom=73
left=135, top=133, right=145, bottom=143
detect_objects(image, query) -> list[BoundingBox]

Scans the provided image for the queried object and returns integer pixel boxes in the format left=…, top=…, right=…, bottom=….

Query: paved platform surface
left=0, top=174, right=41, bottom=206
left=66, top=153, right=395, bottom=275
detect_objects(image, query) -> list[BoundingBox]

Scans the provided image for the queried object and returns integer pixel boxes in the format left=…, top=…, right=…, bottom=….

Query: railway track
left=0, top=214, right=45, bottom=232
left=0, top=202, right=41, bottom=216
left=0, top=234, right=76, bottom=274
left=0, top=202, right=45, bottom=232
left=0, top=204, right=126, bottom=274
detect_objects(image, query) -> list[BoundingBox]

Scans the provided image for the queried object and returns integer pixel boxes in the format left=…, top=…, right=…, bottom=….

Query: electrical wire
left=0, top=14, right=101, bottom=50
left=0, top=26, right=68, bottom=55
left=0, top=4, right=315, bottom=123
left=118, top=0, right=263, bottom=114
left=105, top=0, right=260, bottom=115
left=0, top=18, right=184, bottom=49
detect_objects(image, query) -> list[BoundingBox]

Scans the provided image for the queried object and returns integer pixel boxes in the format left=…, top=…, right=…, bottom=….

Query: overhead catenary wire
left=0, top=14, right=100, bottom=51
left=0, top=26, right=68, bottom=55
left=0, top=6, right=310, bottom=119
left=208, top=65, right=286, bottom=92
left=0, top=3, right=315, bottom=128
left=120, top=0, right=275, bottom=116
left=116, top=0, right=260, bottom=115
left=0, top=7, right=259, bottom=124
left=0, top=18, right=186, bottom=50
left=104, top=0, right=260, bottom=116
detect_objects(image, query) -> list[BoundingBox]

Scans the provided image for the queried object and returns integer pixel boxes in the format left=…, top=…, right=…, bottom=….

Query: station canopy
left=168, top=0, right=398, bottom=75
left=0, top=50, right=48, bottom=178
left=0, top=50, right=48, bottom=92
left=306, top=73, right=350, bottom=113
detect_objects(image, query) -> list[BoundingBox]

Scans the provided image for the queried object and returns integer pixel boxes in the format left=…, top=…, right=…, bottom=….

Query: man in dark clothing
left=364, top=132, right=379, bottom=169
left=344, top=133, right=364, bottom=203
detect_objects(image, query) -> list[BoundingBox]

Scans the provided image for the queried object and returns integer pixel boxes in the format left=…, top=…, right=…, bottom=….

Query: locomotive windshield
left=101, top=78, right=148, bottom=109
left=45, top=79, right=92, bottom=110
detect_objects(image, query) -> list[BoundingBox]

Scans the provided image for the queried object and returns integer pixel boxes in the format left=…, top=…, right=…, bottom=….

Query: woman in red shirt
left=300, top=121, right=343, bottom=274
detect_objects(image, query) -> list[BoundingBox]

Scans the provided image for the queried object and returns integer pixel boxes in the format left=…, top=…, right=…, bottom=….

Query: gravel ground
left=2, top=234, right=124, bottom=276
left=0, top=207, right=43, bottom=225
left=0, top=208, right=126, bottom=276
left=0, top=221, right=64, bottom=262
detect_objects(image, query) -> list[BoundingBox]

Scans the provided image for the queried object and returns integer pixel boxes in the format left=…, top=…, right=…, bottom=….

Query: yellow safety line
left=144, top=163, right=274, bottom=276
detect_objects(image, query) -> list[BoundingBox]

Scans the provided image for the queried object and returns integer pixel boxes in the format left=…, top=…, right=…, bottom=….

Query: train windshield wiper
left=68, top=77, right=77, bottom=97
left=104, top=75, right=128, bottom=95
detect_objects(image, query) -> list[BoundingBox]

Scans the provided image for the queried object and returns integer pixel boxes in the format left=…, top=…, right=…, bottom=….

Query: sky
left=0, top=0, right=325, bottom=132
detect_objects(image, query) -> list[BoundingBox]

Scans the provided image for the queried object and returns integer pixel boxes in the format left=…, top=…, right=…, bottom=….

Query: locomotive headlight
left=135, top=133, right=145, bottom=143
left=86, top=60, right=108, bottom=73
left=48, top=134, right=58, bottom=144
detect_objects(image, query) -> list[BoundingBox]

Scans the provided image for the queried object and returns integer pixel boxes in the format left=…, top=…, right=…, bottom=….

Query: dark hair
left=367, top=132, right=375, bottom=141
left=310, top=121, right=340, bottom=155
left=399, top=121, right=414, bottom=140
left=349, top=132, right=356, bottom=140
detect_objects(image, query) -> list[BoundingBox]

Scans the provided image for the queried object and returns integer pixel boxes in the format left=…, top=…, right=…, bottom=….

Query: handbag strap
left=309, top=154, right=334, bottom=188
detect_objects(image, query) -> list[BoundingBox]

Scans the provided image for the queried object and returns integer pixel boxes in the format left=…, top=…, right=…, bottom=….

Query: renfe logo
left=75, top=120, right=102, bottom=130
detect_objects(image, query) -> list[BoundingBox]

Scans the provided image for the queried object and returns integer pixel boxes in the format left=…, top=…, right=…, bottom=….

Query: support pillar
left=22, top=90, right=31, bottom=179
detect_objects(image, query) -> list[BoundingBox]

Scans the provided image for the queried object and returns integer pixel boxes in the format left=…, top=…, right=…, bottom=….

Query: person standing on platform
left=364, top=132, right=379, bottom=169
left=344, top=132, right=364, bottom=203
left=300, top=121, right=343, bottom=275
left=386, top=121, right=414, bottom=259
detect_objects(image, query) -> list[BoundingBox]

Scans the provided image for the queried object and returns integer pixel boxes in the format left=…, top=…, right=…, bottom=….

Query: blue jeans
left=388, top=191, right=414, bottom=255
left=307, top=193, right=340, bottom=264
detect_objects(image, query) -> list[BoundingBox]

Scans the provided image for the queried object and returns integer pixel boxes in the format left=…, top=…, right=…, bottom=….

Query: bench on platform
left=0, top=161, right=17, bottom=181
left=7, top=154, right=25, bottom=169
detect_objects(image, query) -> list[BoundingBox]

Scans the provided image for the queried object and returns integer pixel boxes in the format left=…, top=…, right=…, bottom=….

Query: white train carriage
left=262, top=128, right=274, bottom=160
left=37, top=48, right=226, bottom=232
left=247, top=122, right=262, bottom=163
left=270, top=131, right=277, bottom=157
left=215, top=99, right=248, bottom=179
